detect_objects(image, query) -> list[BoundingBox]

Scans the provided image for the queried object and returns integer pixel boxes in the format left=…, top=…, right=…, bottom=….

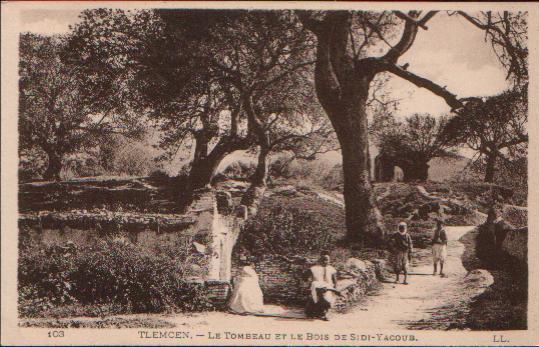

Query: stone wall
left=333, top=258, right=382, bottom=311
left=231, top=255, right=382, bottom=310
left=232, top=255, right=310, bottom=305
left=205, top=280, right=232, bottom=308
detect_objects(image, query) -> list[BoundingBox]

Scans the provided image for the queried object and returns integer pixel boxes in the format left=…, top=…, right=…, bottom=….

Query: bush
left=18, top=238, right=213, bottom=318
left=98, top=136, right=156, bottom=177
left=62, top=153, right=106, bottom=179
left=268, top=157, right=341, bottom=191
left=319, top=164, right=343, bottom=191
left=237, top=195, right=346, bottom=257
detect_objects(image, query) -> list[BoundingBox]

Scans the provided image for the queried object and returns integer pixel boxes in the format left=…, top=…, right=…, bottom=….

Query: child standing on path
left=389, top=222, right=413, bottom=285
left=432, top=219, right=448, bottom=276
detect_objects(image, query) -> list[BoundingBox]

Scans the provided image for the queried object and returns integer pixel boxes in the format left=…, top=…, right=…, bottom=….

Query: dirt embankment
left=460, top=227, right=527, bottom=330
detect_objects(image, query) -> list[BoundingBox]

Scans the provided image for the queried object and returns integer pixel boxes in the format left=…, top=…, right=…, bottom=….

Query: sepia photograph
left=1, top=1, right=536, bottom=345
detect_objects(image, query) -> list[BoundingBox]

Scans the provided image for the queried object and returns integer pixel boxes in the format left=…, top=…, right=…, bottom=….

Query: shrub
left=237, top=195, right=346, bottom=257
left=502, top=205, right=527, bottom=228
left=99, top=136, right=155, bottom=177
left=18, top=244, right=79, bottom=317
left=287, top=161, right=341, bottom=191
left=62, top=153, right=106, bottom=179
left=18, top=238, right=213, bottom=318
left=320, top=164, right=343, bottom=191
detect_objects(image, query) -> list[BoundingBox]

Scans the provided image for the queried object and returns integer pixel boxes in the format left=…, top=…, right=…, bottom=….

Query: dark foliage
left=237, top=195, right=346, bottom=257
left=18, top=239, right=213, bottom=318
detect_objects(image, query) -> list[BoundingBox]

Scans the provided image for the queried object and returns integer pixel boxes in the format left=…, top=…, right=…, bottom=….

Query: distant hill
left=428, top=156, right=470, bottom=182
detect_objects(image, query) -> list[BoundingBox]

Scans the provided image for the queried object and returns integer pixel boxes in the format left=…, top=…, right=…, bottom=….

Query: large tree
left=190, top=10, right=326, bottom=210
left=68, top=9, right=321, bottom=203
left=68, top=9, right=254, bottom=192
left=442, top=88, right=528, bottom=183
left=239, top=65, right=335, bottom=211
left=296, top=10, right=527, bottom=242
left=140, top=10, right=252, bottom=191
left=148, top=10, right=324, bottom=209
left=19, top=33, right=143, bottom=181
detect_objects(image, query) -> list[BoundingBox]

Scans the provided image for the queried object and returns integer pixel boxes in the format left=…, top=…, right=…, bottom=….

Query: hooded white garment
left=228, top=266, right=264, bottom=314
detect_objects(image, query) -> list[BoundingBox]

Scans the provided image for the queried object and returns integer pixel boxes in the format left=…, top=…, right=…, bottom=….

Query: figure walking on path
left=390, top=222, right=413, bottom=285
left=305, top=252, right=340, bottom=321
left=432, top=219, right=448, bottom=276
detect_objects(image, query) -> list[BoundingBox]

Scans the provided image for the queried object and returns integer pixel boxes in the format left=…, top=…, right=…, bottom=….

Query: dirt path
left=164, top=226, right=484, bottom=331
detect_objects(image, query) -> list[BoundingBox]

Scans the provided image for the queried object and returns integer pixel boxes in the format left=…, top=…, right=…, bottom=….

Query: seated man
left=304, top=251, right=340, bottom=321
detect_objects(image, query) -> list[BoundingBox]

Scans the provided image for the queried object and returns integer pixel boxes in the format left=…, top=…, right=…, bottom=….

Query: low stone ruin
left=231, top=254, right=384, bottom=310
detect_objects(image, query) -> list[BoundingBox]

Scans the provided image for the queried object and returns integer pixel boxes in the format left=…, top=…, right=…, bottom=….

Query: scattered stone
left=346, top=258, right=368, bottom=272
left=192, top=242, right=207, bottom=254
left=464, top=269, right=494, bottom=289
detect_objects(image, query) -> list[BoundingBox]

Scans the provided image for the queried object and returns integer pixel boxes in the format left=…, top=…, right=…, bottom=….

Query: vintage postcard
left=1, top=1, right=538, bottom=345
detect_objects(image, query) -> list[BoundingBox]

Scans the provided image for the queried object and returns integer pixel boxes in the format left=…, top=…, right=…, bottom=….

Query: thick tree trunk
left=188, top=131, right=212, bottom=191
left=318, top=71, right=384, bottom=243
left=188, top=155, right=219, bottom=191
left=240, top=95, right=272, bottom=216
left=44, top=150, right=62, bottom=181
left=299, top=12, right=385, bottom=244
left=484, top=153, right=497, bottom=183
left=335, top=96, right=384, bottom=244
left=240, top=145, right=269, bottom=213
left=188, top=135, right=250, bottom=191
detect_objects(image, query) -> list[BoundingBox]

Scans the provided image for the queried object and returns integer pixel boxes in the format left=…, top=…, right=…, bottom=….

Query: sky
left=20, top=9, right=510, bottom=166
left=392, top=12, right=509, bottom=117
left=20, top=9, right=509, bottom=117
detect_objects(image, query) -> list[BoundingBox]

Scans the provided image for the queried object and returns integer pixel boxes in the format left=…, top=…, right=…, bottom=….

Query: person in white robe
left=228, top=258, right=264, bottom=314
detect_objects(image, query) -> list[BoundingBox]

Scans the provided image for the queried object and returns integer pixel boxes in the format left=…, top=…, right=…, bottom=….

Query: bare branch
left=382, top=11, right=438, bottom=63
left=382, top=62, right=463, bottom=110
left=394, top=11, right=438, bottom=30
